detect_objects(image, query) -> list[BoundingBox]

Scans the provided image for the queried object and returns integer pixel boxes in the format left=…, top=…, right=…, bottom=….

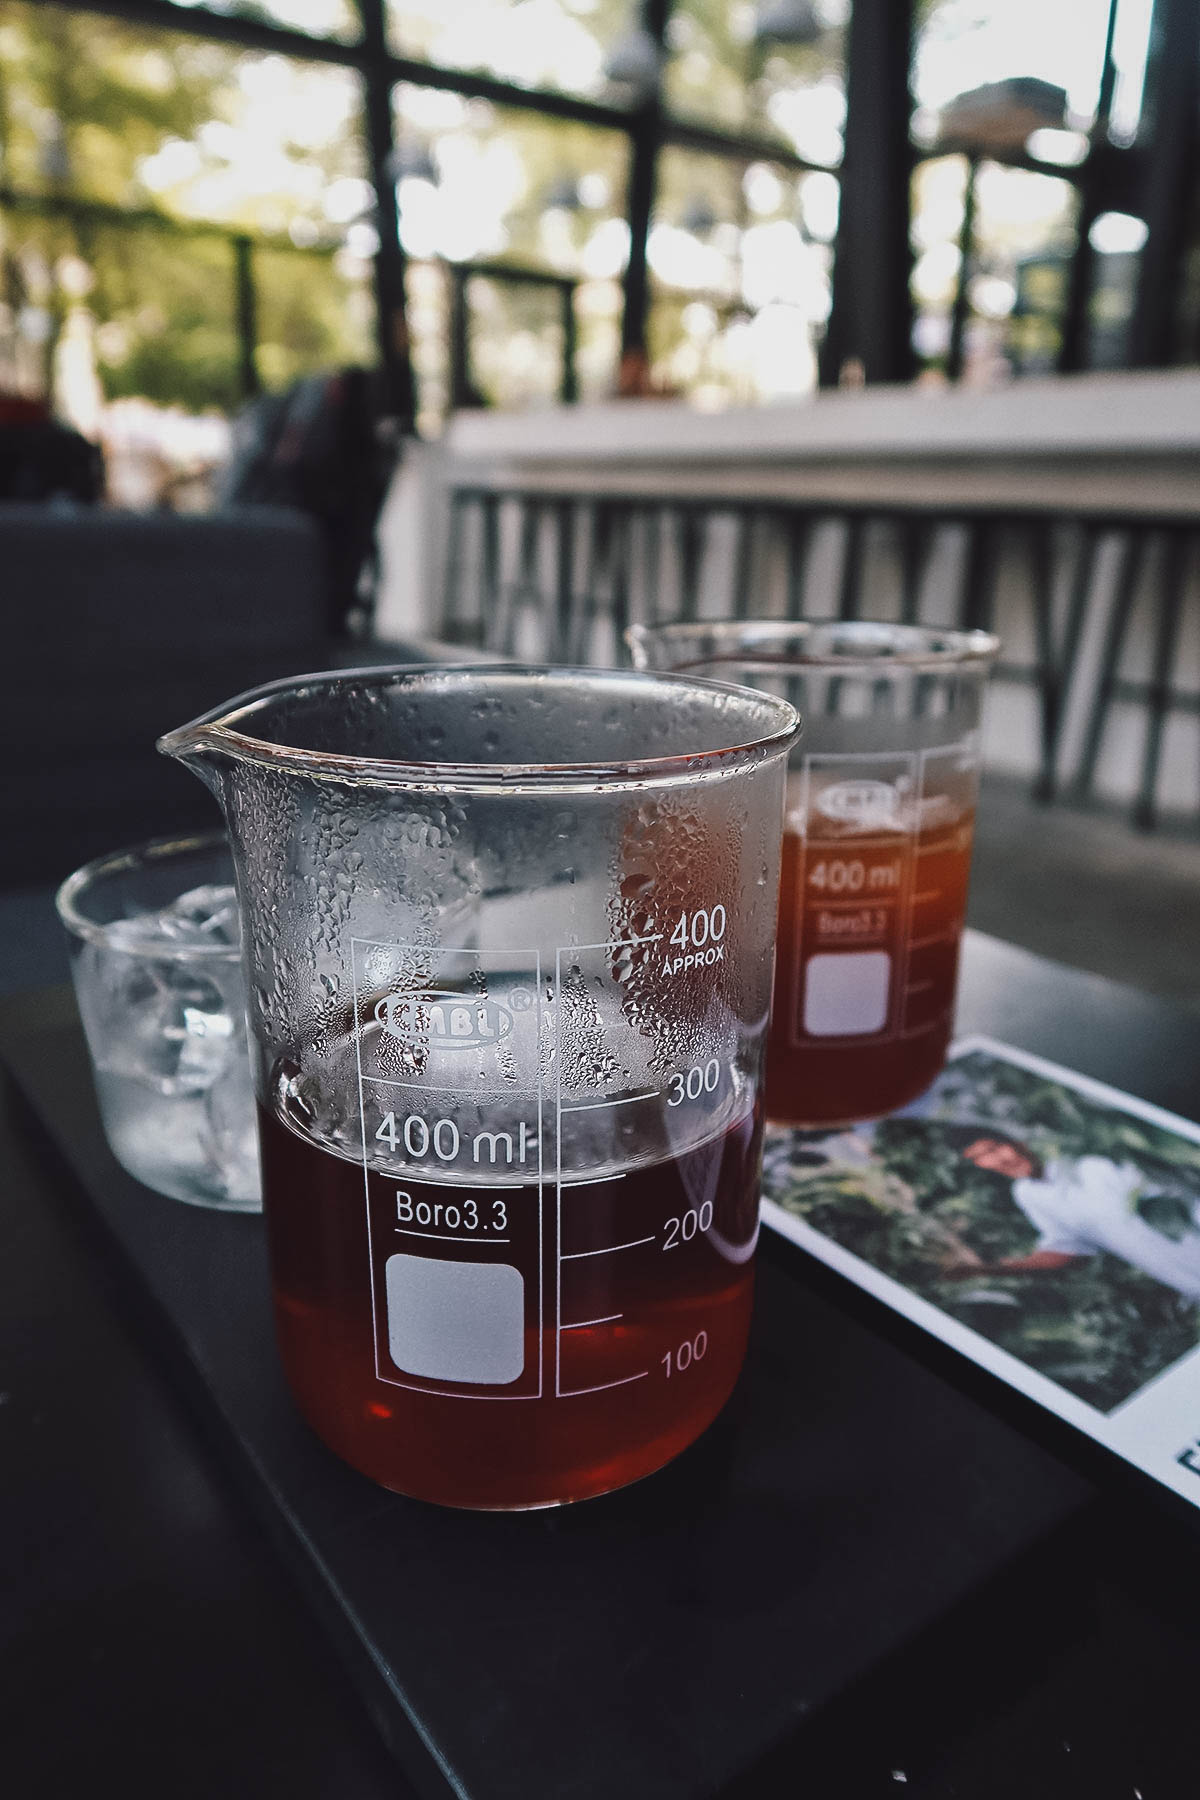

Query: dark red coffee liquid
left=257, top=1100, right=762, bottom=1509
left=768, top=810, right=975, bottom=1126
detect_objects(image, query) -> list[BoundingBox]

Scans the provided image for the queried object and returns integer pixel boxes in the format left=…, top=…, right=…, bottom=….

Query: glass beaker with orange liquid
left=161, top=665, right=798, bottom=1508
left=628, top=622, right=999, bottom=1128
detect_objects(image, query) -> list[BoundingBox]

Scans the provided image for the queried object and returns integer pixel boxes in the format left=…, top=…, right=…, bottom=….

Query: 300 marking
left=661, top=1331, right=708, bottom=1377
left=666, top=1058, right=722, bottom=1106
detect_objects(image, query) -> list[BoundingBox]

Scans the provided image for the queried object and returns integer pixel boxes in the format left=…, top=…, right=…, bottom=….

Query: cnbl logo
left=375, top=989, right=514, bottom=1050
left=817, top=779, right=902, bottom=829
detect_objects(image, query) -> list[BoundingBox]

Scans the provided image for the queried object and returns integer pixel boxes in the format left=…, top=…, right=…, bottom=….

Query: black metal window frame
left=16, top=0, right=1188, bottom=418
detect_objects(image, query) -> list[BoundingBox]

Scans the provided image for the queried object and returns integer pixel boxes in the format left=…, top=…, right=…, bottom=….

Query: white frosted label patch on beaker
left=803, top=951, right=891, bottom=1037
left=385, top=1254, right=526, bottom=1384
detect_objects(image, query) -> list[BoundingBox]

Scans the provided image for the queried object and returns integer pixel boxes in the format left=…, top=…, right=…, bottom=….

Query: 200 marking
left=663, top=1202, right=713, bottom=1250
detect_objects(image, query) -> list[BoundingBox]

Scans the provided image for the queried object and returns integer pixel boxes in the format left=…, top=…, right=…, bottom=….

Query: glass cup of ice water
left=56, top=832, right=260, bottom=1211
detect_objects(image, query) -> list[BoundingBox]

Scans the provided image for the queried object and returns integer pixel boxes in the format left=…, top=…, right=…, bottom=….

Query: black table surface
left=4, top=933, right=1200, bottom=1800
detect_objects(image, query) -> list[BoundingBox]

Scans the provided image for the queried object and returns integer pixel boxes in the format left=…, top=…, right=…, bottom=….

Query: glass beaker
left=160, top=665, right=799, bottom=1509
left=628, top=622, right=999, bottom=1129
left=56, top=832, right=260, bottom=1211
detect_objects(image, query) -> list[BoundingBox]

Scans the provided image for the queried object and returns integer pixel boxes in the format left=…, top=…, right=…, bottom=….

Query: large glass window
left=135, top=52, right=367, bottom=236
left=910, top=154, right=1078, bottom=380
left=914, top=0, right=1109, bottom=133
left=0, top=3, right=374, bottom=497
left=392, top=85, right=628, bottom=269
left=911, top=0, right=1152, bottom=153
left=254, top=242, right=374, bottom=387
left=909, top=2, right=1160, bottom=380
left=973, top=163, right=1077, bottom=375
left=0, top=0, right=1181, bottom=443
left=909, top=152, right=969, bottom=372
left=647, top=145, right=832, bottom=404
left=1, top=4, right=233, bottom=207
left=404, top=259, right=450, bottom=434
left=183, top=1, right=361, bottom=40
left=387, top=0, right=629, bottom=101
left=665, top=0, right=847, bottom=165
left=0, top=6, right=365, bottom=230
left=86, top=223, right=243, bottom=411
left=468, top=274, right=567, bottom=407
left=392, top=82, right=627, bottom=422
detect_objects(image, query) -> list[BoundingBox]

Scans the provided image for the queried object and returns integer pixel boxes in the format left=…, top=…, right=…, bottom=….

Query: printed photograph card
left=762, top=1038, right=1200, bottom=1509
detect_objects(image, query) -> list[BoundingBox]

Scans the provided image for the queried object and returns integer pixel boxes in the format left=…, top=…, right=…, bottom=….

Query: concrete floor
left=1, top=777, right=1198, bottom=1009
left=968, top=776, right=1200, bottom=1013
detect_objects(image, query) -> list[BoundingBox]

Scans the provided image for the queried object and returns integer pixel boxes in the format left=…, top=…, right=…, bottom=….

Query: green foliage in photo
left=763, top=1050, right=1200, bottom=1414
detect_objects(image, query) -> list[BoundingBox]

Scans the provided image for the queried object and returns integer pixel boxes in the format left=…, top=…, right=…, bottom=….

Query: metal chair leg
left=1070, top=529, right=1146, bottom=806
left=1027, top=520, right=1059, bottom=802
left=1134, top=529, right=1189, bottom=831
left=898, top=515, right=927, bottom=625
left=837, top=514, right=866, bottom=620
left=731, top=507, right=755, bottom=620
left=785, top=510, right=811, bottom=619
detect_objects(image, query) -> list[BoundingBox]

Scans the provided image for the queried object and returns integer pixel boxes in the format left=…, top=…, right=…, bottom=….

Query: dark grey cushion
left=0, top=505, right=331, bottom=881
left=0, top=503, right=329, bottom=656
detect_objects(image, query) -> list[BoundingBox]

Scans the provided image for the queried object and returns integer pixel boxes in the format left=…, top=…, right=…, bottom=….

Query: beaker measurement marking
left=377, top=1170, right=528, bottom=1190
left=908, top=929, right=957, bottom=951
left=810, top=748, right=927, bottom=764
left=561, top=1234, right=657, bottom=1260
left=570, top=935, right=664, bottom=953
left=371, top=1385, right=539, bottom=1402
left=350, top=936, right=542, bottom=953
left=900, top=1011, right=950, bottom=1038
left=813, top=895, right=900, bottom=912
left=364, top=1075, right=522, bottom=1098
left=560, top=1091, right=658, bottom=1114
left=904, top=978, right=936, bottom=995
left=560, top=1313, right=623, bottom=1331
left=801, top=834, right=910, bottom=853
left=559, top=1371, right=649, bottom=1398
left=553, top=943, right=564, bottom=1403
left=911, top=890, right=943, bottom=906
left=394, top=1228, right=512, bottom=1245
left=916, top=833, right=968, bottom=857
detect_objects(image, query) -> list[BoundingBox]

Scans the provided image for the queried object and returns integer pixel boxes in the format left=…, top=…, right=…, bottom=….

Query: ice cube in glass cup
left=56, top=836, right=260, bottom=1211
left=94, top=950, right=236, bottom=1096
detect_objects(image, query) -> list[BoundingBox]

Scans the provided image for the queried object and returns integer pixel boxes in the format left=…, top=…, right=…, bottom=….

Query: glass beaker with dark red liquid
left=628, top=622, right=999, bottom=1128
left=160, top=666, right=798, bottom=1508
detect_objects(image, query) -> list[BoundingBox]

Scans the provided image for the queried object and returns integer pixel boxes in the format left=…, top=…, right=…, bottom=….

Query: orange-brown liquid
left=257, top=1099, right=762, bottom=1509
left=767, top=811, right=975, bottom=1126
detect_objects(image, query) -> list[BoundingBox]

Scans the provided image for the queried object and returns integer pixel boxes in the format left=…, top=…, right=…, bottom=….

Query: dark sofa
left=0, top=503, right=436, bottom=885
